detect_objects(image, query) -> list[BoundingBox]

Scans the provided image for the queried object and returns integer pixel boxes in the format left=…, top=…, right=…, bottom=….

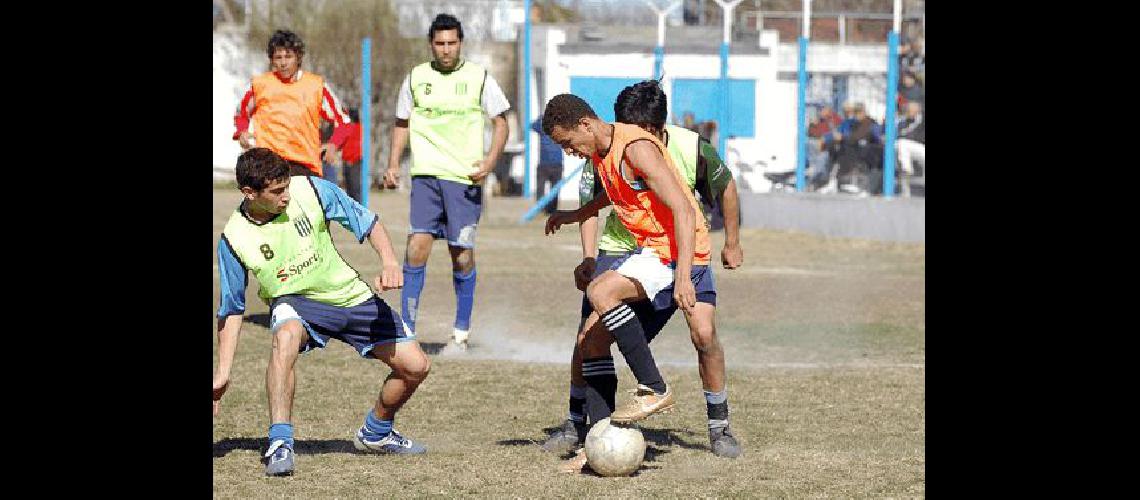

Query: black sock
left=582, top=356, right=617, bottom=423
left=601, top=304, right=666, bottom=394
left=707, top=401, right=730, bottom=430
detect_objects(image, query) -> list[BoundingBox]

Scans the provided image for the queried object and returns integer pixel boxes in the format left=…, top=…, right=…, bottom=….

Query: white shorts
left=612, top=247, right=675, bottom=301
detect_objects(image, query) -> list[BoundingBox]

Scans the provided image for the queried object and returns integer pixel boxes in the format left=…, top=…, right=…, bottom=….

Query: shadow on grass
left=245, top=313, right=271, bottom=329
left=420, top=342, right=448, bottom=355
left=213, top=437, right=357, bottom=458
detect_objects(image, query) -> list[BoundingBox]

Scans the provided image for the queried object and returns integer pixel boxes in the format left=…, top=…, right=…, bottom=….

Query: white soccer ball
left=584, top=417, right=647, bottom=477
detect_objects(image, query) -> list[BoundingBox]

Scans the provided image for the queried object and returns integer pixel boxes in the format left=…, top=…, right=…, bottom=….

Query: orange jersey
left=592, top=123, right=710, bottom=265
left=235, top=71, right=350, bottom=175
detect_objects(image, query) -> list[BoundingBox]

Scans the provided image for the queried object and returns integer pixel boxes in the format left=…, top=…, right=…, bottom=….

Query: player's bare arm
left=545, top=188, right=610, bottom=235
left=366, top=220, right=404, bottom=292
left=213, top=314, right=244, bottom=417
left=385, top=118, right=411, bottom=188
left=720, top=177, right=743, bottom=269
left=625, top=140, right=696, bottom=312
left=575, top=215, right=600, bottom=291
left=471, top=113, right=509, bottom=184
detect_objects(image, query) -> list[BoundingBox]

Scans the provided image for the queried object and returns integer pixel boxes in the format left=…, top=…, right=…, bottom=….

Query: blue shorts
left=409, top=176, right=482, bottom=248
left=269, top=295, right=414, bottom=357
left=580, top=251, right=717, bottom=342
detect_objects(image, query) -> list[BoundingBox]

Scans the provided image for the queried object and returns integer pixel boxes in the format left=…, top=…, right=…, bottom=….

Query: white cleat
left=452, top=328, right=469, bottom=351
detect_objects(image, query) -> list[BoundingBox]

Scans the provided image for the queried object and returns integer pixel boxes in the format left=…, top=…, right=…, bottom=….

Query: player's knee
left=689, top=324, right=719, bottom=353
left=451, top=251, right=474, bottom=273
left=401, top=352, right=431, bottom=382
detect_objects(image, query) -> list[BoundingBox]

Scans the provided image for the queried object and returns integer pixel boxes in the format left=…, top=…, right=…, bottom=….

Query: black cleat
left=710, top=426, right=742, bottom=458
left=541, top=419, right=586, bottom=454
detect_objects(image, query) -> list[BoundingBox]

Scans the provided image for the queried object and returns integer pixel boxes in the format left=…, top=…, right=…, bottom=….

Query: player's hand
left=673, top=274, right=697, bottom=313
left=213, top=375, right=230, bottom=417
left=469, top=161, right=492, bottom=184
left=383, top=166, right=401, bottom=189
left=573, top=257, right=596, bottom=291
left=721, top=243, right=743, bottom=269
left=376, top=264, right=403, bottom=292
left=545, top=211, right=577, bottom=235
left=238, top=131, right=255, bottom=150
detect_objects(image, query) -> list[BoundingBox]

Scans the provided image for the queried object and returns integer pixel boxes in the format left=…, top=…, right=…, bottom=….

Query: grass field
left=212, top=185, right=925, bottom=497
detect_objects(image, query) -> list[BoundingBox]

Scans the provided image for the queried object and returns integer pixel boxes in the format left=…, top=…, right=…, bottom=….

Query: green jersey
left=407, top=61, right=489, bottom=185
left=219, top=176, right=375, bottom=312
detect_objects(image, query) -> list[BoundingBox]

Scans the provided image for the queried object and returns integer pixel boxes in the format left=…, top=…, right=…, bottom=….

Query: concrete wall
left=739, top=192, right=925, bottom=243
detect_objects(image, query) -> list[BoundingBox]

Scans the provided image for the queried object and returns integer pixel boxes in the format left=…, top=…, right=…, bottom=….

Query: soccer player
left=383, top=13, right=510, bottom=350
left=541, top=92, right=708, bottom=441
left=542, top=81, right=743, bottom=466
left=234, top=29, right=352, bottom=177
left=212, top=148, right=431, bottom=478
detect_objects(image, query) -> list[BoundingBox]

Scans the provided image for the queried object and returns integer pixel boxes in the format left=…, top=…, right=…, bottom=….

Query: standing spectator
left=330, top=108, right=365, bottom=203
left=895, top=101, right=925, bottom=198
left=531, top=117, right=565, bottom=214
left=899, top=72, right=925, bottom=107
left=234, top=29, right=352, bottom=177
left=382, top=13, right=511, bottom=351
left=900, top=38, right=925, bottom=86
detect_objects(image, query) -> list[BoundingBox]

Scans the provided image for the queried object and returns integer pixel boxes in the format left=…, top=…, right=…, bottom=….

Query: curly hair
left=236, top=148, right=291, bottom=191
left=614, top=79, right=668, bottom=130
left=541, top=94, right=598, bottom=137
left=267, top=29, right=305, bottom=60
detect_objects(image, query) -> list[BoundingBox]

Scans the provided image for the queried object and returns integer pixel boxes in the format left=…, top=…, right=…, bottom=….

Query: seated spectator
left=808, top=106, right=842, bottom=188
left=830, top=103, right=884, bottom=194
left=895, top=101, right=925, bottom=197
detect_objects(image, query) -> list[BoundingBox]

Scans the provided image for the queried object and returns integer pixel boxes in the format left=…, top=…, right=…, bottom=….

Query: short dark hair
left=615, top=80, right=668, bottom=130
left=347, top=107, right=360, bottom=122
left=236, top=148, right=291, bottom=191
left=428, top=14, right=463, bottom=41
left=542, top=94, right=598, bottom=136
left=268, top=29, right=305, bottom=60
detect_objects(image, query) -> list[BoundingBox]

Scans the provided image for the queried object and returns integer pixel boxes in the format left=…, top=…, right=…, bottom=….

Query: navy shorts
left=409, top=176, right=482, bottom=248
left=580, top=251, right=717, bottom=343
left=269, top=294, right=414, bottom=357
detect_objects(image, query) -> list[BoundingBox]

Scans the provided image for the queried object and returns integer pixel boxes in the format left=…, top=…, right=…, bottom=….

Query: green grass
left=212, top=187, right=925, bottom=497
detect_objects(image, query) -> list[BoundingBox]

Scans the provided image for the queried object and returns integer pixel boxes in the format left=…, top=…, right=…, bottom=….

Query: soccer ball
left=584, top=417, right=647, bottom=477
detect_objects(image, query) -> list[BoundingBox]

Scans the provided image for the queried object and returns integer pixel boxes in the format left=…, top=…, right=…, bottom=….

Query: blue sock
left=268, top=422, right=294, bottom=448
left=401, top=263, right=426, bottom=333
left=363, top=410, right=393, bottom=438
left=452, top=267, right=476, bottom=331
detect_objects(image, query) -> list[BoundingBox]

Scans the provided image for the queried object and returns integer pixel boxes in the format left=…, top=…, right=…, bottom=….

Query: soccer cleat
left=610, top=384, right=675, bottom=424
left=452, top=328, right=469, bottom=351
left=709, top=425, right=742, bottom=458
left=558, top=447, right=589, bottom=474
left=541, top=419, right=587, bottom=454
left=263, top=440, right=295, bottom=477
left=354, top=427, right=427, bottom=455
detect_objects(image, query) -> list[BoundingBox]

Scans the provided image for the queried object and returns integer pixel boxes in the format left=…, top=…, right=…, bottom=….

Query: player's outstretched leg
left=263, top=318, right=308, bottom=477
left=354, top=340, right=431, bottom=454
left=586, top=272, right=674, bottom=424
left=684, top=302, right=741, bottom=458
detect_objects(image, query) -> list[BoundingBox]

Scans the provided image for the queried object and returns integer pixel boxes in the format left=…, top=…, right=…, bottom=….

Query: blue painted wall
left=569, top=77, right=646, bottom=122
left=671, top=78, right=756, bottom=138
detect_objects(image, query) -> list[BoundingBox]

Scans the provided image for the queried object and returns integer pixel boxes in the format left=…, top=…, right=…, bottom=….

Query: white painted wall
left=213, top=31, right=264, bottom=181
